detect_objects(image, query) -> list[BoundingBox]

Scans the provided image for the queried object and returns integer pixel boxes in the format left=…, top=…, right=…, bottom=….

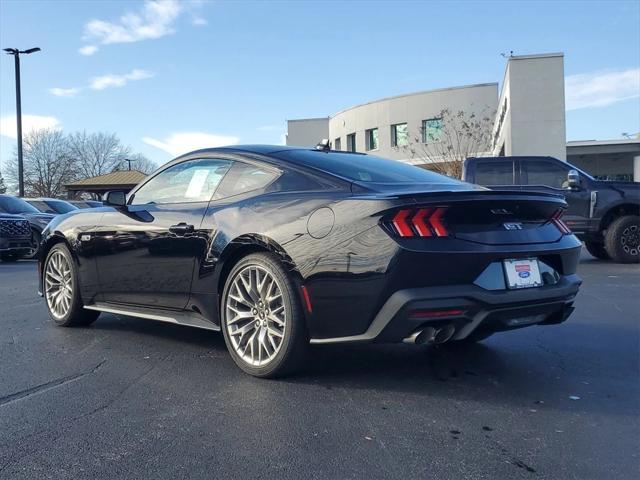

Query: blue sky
left=1, top=0, right=639, bottom=170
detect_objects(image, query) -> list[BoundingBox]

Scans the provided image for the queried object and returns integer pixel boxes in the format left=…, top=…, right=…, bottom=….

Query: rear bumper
left=309, top=274, right=581, bottom=344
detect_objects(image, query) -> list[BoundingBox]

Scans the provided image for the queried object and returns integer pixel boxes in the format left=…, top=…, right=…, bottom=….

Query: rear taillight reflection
left=390, top=207, right=449, bottom=237
left=552, top=209, right=571, bottom=234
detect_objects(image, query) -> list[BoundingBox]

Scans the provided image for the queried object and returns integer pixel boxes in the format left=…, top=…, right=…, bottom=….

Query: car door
left=93, top=158, right=232, bottom=309
left=519, top=158, right=591, bottom=233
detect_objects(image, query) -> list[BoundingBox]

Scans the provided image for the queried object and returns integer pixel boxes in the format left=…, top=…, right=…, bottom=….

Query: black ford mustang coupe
left=38, top=145, right=582, bottom=377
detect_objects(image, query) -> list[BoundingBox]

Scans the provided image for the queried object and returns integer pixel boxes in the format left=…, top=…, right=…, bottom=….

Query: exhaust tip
left=403, top=327, right=436, bottom=345
left=433, top=325, right=456, bottom=344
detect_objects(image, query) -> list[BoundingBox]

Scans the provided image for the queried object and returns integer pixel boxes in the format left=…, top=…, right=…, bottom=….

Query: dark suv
left=0, top=195, right=56, bottom=259
left=0, top=213, right=33, bottom=261
left=463, top=156, right=639, bottom=263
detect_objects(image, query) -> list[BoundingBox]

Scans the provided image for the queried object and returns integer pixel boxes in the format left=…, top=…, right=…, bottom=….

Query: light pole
left=3, top=47, right=41, bottom=197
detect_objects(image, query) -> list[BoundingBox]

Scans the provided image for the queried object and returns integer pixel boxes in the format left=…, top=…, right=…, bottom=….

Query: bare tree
left=398, top=108, right=495, bottom=178
left=6, top=129, right=76, bottom=197
left=66, top=131, right=132, bottom=178
left=0, top=167, right=7, bottom=194
left=114, top=152, right=158, bottom=174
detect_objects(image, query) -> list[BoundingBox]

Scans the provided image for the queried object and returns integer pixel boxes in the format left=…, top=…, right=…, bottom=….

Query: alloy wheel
left=621, top=225, right=639, bottom=256
left=45, top=250, right=73, bottom=320
left=225, top=265, right=286, bottom=366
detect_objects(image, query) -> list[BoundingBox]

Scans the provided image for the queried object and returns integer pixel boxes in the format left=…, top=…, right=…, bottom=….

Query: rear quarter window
left=275, top=150, right=462, bottom=185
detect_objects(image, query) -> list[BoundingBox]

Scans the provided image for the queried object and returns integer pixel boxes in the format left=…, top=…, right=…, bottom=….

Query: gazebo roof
left=65, top=170, right=147, bottom=191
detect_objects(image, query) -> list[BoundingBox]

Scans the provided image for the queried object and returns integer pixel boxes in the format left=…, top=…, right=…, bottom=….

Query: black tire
left=43, top=243, right=99, bottom=327
left=24, top=229, right=41, bottom=260
left=220, top=252, right=308, bottom=378
left=584, top=241, right=610, bottom=260
left=604, top=215, right=640, bottom=264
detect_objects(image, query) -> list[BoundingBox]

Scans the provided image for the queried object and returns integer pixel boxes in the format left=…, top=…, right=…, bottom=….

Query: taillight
left=552, top=209, right=571, bottom=234
left=388, top=207, right=450, bottom=237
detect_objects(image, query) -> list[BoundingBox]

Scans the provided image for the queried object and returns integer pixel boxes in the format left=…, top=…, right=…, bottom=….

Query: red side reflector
left=409, top=309, right=466, bottom=319
left=392, top=209, right=414, bottom=237
left=301, top=285, right=313, bottom=314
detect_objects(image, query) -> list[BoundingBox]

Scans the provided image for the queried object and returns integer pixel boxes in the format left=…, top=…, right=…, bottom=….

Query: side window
left=474, top=161, right=514, bottom=185
left=522, top=161, right=568, bottom=189
left=131, top=158, right=232, bottom=205
left=214, top=162, right=279, bottom=200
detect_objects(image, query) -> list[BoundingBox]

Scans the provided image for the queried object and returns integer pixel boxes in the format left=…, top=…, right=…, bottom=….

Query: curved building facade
left=328, top=83, right=498, bottom=163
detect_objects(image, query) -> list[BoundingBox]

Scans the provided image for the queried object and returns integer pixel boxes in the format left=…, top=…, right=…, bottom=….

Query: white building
left=286, top=52, right=640, bottom=181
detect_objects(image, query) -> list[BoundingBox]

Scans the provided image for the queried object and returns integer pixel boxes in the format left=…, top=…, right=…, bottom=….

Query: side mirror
left=103, top=191, right=126, bottom=207
left=567, top=170, right=581, bottom=190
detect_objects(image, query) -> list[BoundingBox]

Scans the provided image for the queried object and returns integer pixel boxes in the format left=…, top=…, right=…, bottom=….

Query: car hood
left=21, top=212, right=57, bottom=225
left=0, top=213, right=28, bottom=221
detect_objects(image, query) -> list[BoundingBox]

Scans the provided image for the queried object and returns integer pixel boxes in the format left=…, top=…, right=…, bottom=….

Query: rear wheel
left=584, top=241, right=610, bottom=260
left=44, top=243, right=99, bottom=327
left=604, top=215, right=640, bottom=263
left=221, top=252, right=308, bottom=378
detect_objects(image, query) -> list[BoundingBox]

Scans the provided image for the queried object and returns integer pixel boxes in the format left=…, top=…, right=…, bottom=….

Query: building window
left=422, top=118, right=443, bottom=143
left=365, top=128, right=378, bottom=151
left=334, top=138, right=341, bottom=151
left=346, top=133, right=356, bottom=152
left=391, top=123, right=408, bottom=147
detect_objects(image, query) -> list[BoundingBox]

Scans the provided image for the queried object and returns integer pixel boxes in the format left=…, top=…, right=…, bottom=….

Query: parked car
left=0, top=195, right=56, bottom=259
left=69, top=200, right=103, bottom=209
left=24, top=198, right=79, bottom=214
left=463, top=156, right=639, bottom=263
left=38, top=146, right=582, bottom=377
left=0, top=213, right=33, bottom=261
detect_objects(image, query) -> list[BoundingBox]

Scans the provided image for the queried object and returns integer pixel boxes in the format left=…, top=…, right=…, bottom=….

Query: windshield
left=0, top=195, right=41, bottom=214
left=26, top=200, right=56, bottom=214
left=46, top=200, right=78, bottom=213
left=275, top=150, right=463, bottom=185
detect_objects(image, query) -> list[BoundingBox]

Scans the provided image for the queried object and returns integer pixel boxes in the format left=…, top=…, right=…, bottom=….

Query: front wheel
left=604, top=215, right=640, bottom=263
left=44, top=243, right=99, bottom=327
left=221, top=252, right=308, bottom=378
left=584, top=241, right=610, bottom=260
left=24, top=230, right=41, bottom=260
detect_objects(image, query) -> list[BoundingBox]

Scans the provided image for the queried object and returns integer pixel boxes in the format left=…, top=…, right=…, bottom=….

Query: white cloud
left=142, top=132, right=240, bottom=157
left=0, top=114, right=60, bottom=139
left=192, top=17, right=207, bottom=26
left=81, top=0, right=183, bottom=54
left=79, top=45, right=98, bottom=56
left=49, top=87, right=80, bottom=98
left=89, top=69, right=154, bottom=91
left=566, top=68, right=640, bottom=111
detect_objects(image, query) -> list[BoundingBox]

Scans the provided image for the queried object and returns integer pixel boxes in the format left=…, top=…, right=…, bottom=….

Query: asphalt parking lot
left=0, top=252, right=638, bottom=480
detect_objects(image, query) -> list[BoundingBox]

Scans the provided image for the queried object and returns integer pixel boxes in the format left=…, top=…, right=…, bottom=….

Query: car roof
left=24, top=197, right=70, bottom=202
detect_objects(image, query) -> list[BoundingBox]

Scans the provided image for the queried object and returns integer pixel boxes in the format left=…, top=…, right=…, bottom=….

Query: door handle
left=169, top=223, right=194, bottom=235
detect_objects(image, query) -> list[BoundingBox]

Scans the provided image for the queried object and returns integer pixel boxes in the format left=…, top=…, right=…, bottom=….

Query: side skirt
left=84, top=302, right=220, bottom=332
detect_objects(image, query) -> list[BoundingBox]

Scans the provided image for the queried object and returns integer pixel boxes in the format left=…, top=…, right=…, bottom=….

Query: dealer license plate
left=503, top=258, right=542, bottom=289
